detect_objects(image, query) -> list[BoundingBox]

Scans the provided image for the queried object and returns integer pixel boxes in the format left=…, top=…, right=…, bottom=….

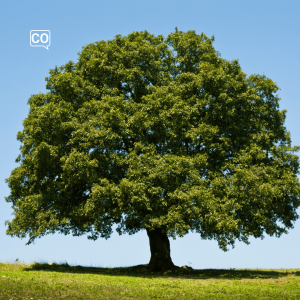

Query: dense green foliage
left=5, top=28, right=300, bottom=253
left=1, top=262, right=300, bottom=299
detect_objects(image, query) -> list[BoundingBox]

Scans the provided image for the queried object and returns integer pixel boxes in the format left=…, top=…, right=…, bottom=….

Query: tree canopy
left=5, top=28, right=300, bottom=271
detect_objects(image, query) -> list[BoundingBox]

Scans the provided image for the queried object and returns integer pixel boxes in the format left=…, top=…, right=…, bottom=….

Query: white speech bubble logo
left=30, top=30, right=51, bottom=50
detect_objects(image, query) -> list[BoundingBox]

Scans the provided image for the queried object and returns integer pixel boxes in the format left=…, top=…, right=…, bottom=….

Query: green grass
left=1, top=260, right=300, bottom=299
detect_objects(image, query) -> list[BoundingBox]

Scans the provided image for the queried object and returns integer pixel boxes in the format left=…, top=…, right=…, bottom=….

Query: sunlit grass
left=1, top=259, right=300, bottom=299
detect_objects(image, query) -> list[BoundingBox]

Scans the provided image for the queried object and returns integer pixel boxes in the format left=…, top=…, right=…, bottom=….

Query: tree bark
left=146, top=227, right=176, bottom=272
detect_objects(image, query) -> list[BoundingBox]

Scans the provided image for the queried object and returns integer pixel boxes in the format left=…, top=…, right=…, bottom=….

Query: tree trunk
left=146, top=227, right=176, bottom=272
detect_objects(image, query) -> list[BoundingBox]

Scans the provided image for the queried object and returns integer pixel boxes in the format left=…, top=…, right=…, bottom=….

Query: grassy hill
left=1, top=261, right=300, bottom=299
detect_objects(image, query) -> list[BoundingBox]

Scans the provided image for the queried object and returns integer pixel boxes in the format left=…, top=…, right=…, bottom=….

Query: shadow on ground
left=23, top=263, right=300, bottom=280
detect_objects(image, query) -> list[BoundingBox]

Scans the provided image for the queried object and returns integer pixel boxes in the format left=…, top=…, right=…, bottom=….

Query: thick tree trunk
left=146, top=227, right=176, bottom=272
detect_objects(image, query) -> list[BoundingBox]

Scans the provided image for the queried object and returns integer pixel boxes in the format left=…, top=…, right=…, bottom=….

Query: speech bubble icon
left=30, top=30, right=51, bottom=50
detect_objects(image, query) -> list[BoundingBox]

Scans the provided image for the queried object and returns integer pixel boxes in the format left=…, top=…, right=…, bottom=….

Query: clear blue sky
left=1, top=0, right=300, bottom=270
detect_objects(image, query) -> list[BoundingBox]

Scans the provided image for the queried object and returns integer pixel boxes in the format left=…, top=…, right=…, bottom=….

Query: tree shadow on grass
left=22, top=262, right=300, bottom=280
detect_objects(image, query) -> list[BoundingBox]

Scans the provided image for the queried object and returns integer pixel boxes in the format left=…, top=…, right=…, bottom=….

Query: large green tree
left=5, top=28, right=300, bottom=272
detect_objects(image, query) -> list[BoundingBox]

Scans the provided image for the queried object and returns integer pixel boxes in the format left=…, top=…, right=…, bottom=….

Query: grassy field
left=0, top=260, right=300, bottom=299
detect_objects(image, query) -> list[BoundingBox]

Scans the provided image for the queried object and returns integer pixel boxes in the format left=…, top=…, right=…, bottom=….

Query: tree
left=5, top=28, right=300, bottom=272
